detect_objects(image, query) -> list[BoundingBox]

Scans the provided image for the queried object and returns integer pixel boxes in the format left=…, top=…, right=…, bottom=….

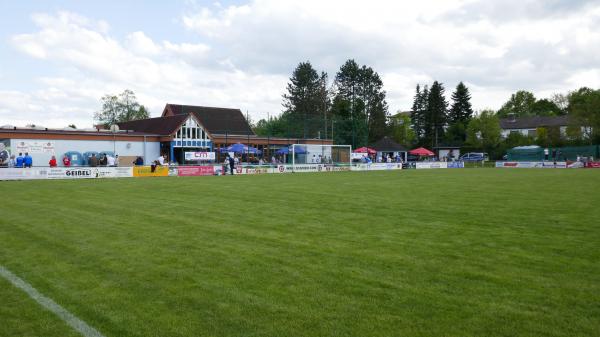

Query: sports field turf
left=1, top=169, right=599, bottom=337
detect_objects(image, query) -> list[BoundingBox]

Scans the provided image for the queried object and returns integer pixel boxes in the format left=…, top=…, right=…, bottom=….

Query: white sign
left=185, top=151, right=216, bottom=161
left=495, top=161, right=567, bottom=168
left=15, top=140, right=55, bottom=154
left=0, top=168, right=47, bottom=180
left=416, top=162, right=448, bottom=169
left=351, top=153, right=367, bottom=160
left=351, top=163, right=403, bottom=171
left=0, top=167, right=134, bottom=180
left=46, top=167, right=133, bottom=179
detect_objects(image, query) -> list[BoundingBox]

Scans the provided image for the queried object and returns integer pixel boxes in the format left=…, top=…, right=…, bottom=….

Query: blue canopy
left=276, top=146, right=307, bottom=155
left=220, top=143, right=261, bottom=154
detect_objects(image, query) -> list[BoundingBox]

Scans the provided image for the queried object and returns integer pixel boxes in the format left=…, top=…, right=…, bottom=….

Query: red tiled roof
left=165, top=104, right=254, bottom=135
left=117, top=114, right=188, bottom=135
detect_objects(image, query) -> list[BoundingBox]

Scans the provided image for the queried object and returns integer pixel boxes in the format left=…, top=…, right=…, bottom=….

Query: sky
left=1, top=0, right=600, bottom=128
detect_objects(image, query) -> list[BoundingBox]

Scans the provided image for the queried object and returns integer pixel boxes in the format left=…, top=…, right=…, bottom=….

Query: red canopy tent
left=409, top=147, right=435, bottom=156
left=354, top=147, right=377, bottom=155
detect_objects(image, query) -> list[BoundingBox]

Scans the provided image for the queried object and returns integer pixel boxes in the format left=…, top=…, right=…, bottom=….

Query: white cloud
left=3, top=1, right=600, bottom=128
left=5, top=10, right=286, bottom=127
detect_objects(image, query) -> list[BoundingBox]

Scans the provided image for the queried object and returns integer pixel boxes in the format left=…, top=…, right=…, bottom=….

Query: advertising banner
left=352, top=163, right=402, bottom=171
left=133, top=166, right=169, bottom=177
left=447, top=161, right=465, bottom=168
left=351, top=153, right=367, bottom=160
left=15, top=140, right=55, bottom=154
left=0, top=168, right=47, bottom=180
left=495, top=161, right=567, bottom=168
left=415, top=162, right=448, bottom=169
left=177, top=166, right=215, bottom=176
left=584, top=162, right=600, bottom=168
left=184, top=152, right=216, bottom=161
left=46, top=167, right=133, bottom=179
left=324, top=165, right=352, bottom=172
left=239, top=166, right=273, bottom=175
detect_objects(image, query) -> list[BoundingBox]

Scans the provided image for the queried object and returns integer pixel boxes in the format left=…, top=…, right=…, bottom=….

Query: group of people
left=85, top=153, right=119, bottom=167
left=361, top=154, right=403, bottom=164
left=2, top=152, right=34, bottom=168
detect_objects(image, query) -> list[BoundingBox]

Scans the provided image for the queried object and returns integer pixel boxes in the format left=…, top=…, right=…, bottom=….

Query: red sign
left=177, top=166, right=215, bottom=176
left=585, top=162, right=600, bottom=168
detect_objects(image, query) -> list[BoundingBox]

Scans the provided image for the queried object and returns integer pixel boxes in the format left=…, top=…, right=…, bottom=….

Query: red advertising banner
left=585, top=162, right=600, bottom=168
left=177, top=166, right=215, bottom=176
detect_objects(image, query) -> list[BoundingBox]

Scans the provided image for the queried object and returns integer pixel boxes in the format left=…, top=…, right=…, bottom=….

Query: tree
left=466, top=110, right=501, bottom=154
left=551, top=93, right=569, bottom=114
left=531, top=99, right=562, bottom=116
left=360, top=65, right=388, bottom=143
left=331, top=59, right=388, bottom=147
left=388, top=112, right=415, bottom=146
left=282, top=61, right=328, bottom=138
left=424, top=81, right=448, bottom=148
left=447, top=81, right=473, bottom=142
left=94, top=89, right=150, bottom=127
left=567, top=87, right=600, bottom=143
left=410, top=84, right=428, bottom=143
left=497, top=90, right=536, bottom=117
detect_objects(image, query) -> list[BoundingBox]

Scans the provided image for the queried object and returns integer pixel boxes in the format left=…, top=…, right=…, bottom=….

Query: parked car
left=459, top=152, right=488, bottom=162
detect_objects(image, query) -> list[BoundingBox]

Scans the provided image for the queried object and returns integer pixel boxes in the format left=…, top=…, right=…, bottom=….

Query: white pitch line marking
left=0, top=265, right=106, bottom=337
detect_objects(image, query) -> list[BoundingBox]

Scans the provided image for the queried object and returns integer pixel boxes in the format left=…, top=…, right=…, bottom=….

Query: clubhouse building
left=0, top=103, right=332, bottom=166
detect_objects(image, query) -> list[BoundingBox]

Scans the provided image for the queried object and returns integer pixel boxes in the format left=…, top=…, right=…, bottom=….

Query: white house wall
left=9, top=138, right=160, bottom=166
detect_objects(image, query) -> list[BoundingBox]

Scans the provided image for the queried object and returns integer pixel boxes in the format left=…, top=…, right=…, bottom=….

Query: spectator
left=0, top=143, right=8, bottom=166
left=16, top=153, right=24, bottom=168
left=24, top=152, right=33, bottom=168
left=89, top=153, right=99, bottom=167
left=133, top=156, right=144, bottom=166
left=258, top=158, right=264, bottom=165
left=49, top=155, right=57, bottom=167
left=8, top=154, right=16, bottom=168
left=107, top=155, right=115, bottom=167
left=157, top=155, right=165, bottom=165
left=271, top=156, right=277, bottom=165
left=62, top=155, right=71, bottom=167
left=228, top=155, right=235, bottom=175
left=114, top=155, right=120, bottom=167
left=99, top=153, right=108, bottom=166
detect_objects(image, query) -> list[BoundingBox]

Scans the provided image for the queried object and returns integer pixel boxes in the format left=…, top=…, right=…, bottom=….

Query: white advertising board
left=0, top=167, right=133, bottom=180
left=46, top=167, right=133, bottom=179
left=495, top=161, right=567, bottom=168
left=352, top=163, right=402, bottom=171
left=184, top=151, right=216, bottom=161
left=15, top=140, right=55, bottom=154
left=415, top=162, right=448, bottom=169
left=0, top=168, right=48, bottom=180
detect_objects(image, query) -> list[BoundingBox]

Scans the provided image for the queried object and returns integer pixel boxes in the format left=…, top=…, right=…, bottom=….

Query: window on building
left=527, top=129, right=536, bottom=137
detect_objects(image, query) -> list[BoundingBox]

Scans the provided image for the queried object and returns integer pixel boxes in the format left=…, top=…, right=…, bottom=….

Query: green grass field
left=1, top=169, right=599, bottom=337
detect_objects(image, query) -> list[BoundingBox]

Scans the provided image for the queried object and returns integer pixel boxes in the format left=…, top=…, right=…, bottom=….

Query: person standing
left=24, top=152, right=33, bottom=168
left=48, top=155, right=57, bottom=167
left=157, top=155, right=165, bottom=165
left=16, top=153, right=24, bottom=168
left=89, top=153, right=99, bottom=167
left=107, top=154, right=115, bottom=167
left=228, top=155, right=235, bottom=175
left=62, top=155, right=71, bottom=167
left=99, top=153, right=108, bottom=166
left=114, top=155, right=120, bottom=167
left=8, top=154, right=16, bottom=168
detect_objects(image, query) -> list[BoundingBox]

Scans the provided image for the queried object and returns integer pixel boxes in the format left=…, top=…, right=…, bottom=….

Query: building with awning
left=118, top=103, right=332, bottom=164
left=0, top=103, right=332, bottom=167
left=371, top=136, right=408, bottom=161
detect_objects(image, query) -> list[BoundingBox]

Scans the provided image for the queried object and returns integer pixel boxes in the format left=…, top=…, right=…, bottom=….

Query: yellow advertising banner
left=133, top=166, right=169, bottom=177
